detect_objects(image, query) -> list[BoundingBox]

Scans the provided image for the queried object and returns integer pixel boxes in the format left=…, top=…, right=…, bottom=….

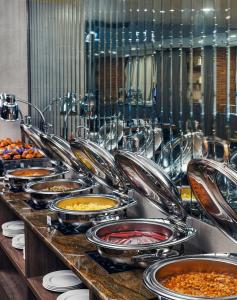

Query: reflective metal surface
left=20, top=124, right=51, bottom=156
left=144, top=254, right=237, bottom=300
left=70, top=138, right=126, bottom=191
left=25, top=178, right=95, bottom=204
left=86, top=218, right=196, bottom=267
left=115, top=151, right=186, bottom=220
left=39, top=133, right=82, bottom=173
left=98, top=120, right=124, bottom=151
left=187, top=159, right=237, bottom=243
left=124, top=126, right=163, bottom=159
left=49, top=194, right=136, bottom=227
left=0, top=94, right=19, bottom=121
left=157, top=132, right=203, bottom=181
left=5, top=166, right=68, bottom=191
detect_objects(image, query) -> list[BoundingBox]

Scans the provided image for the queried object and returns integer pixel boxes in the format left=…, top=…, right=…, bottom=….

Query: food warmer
left=48, top=138, right=136, bottom=227
left=20, top=125, right=96, bottom=203
left=5, top=166, right=68, bottom=191
left=143, top=158, right=237, bottom=299
left=144, top=254, right=237, bottom=300
left=25, top=178, right=95, bottom=206
left=86, top=150, right=196, bottom=267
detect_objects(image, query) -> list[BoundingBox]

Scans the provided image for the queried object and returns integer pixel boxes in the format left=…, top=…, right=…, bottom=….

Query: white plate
left=42, top=283, right=79, bottom=293
left=12, top=243, right=24, bottom=250
left=12, top=234, right=25, bottom=248
left=43, top=270, right=81, bottom=290
left=57, top=289, right=89, bottom=300
left=2, top=229, right=23, bottom=238
left=2, top=221, right=24, bottom=231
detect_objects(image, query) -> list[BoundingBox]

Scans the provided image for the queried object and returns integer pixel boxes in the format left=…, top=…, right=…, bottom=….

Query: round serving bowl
left=49, top=194, right=136, bottom=229
left=5, top=166, right=68, bottom=192
left=143, top=254, right=237, bottom=300
left=25, top=178, right=96, bottom=206
left=86, top=219, right=196, bottom=267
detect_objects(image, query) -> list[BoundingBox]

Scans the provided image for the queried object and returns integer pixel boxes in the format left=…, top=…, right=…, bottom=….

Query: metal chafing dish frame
left=5, top=166, right=68, bottom=191
left=25, top=178, right=96, bottom=204
left=143, top=253, right=237, bottom=300
left=85, top=150, right=196, bottom=267
left=46, top=138, right=136, bottom=226
left=49, top=193, right=136, bottom=227
left=6, top=166, right=57, bottom=180
left=86, top=218, right=196, bottom=267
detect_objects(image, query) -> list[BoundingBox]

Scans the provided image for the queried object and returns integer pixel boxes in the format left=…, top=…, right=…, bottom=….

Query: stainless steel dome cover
left=20, top=124, right=48, bottom=155
left=115, top=151, right=187, bottom=220
left=70, top=138, right=127, bottom=191
left=39, top=133, right=82, bottom=173
left=187, top=159, right=237, bottom=243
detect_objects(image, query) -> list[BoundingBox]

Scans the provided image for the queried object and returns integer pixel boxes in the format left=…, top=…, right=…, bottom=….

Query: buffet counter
left=0, top=190, right=155, bottom=300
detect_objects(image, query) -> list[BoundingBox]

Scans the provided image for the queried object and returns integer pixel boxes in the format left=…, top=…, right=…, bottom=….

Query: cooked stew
left=11, top=169, right=51, bottom=177
left=162, top=272, right=237, bottom=297
left=57, top=197, right=117, bottom=211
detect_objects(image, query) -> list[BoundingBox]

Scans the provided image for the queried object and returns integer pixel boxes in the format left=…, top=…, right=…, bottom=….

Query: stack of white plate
left=43, top=270, right=82, bottom=293
left=2, top=221, right=24, bottom=238
left=12, top=234, right=25, bottom=250
left=57, top=289, right=89, bottom=300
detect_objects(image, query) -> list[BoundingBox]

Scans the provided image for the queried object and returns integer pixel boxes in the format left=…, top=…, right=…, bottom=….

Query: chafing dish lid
left=187, top=159, right=237, bottom=243
left=70, top=138, right=126, bottom=191
left=114, top=150, right=186, bottom=220
left=20, top=124, right=46, bottom=153
left=39, top=133, right=82, bottom=173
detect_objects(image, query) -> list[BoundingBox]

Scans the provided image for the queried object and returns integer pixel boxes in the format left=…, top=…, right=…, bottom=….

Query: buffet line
left=1, top=122, right=237, bottom=300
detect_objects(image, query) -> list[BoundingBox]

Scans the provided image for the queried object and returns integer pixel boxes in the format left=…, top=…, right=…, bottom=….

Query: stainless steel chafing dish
left=5, top=166, right=68, bottom=191
left=86, top=150, right=196, bottom=267
left=48, top=139, right=136, bottom=227
left=49, top=194, right=135, bottom=228
left=87, top=218, right=195, bottom=267
left=144, top=254, right=237, bottom=300
left=187, top=158, right=237, bottom=243
left=25, top=178, right=95, bottom=206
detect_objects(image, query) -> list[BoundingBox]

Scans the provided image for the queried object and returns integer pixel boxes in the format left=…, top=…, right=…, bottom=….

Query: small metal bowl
left=49, top=194, right=136, bottom=228
left=25, top=178, right=96, bottom=206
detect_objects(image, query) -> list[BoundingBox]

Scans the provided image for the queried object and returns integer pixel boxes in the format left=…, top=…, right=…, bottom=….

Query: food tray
left=0, top=157, right=50, bottom=176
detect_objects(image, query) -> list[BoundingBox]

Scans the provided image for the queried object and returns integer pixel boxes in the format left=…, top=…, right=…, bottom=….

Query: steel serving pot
left=86, top=218, right=196, bottom=267
left=25, top=178, right=96, bottom=205
left=49, top=194, right=136, bottom=228
left=143, top=254, right=237, bottom=300
left=5, top=166, right=68, bottom=191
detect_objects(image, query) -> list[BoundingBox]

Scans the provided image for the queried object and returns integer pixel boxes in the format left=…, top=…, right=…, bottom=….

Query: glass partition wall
left=28, top=0, right=237, bottom=187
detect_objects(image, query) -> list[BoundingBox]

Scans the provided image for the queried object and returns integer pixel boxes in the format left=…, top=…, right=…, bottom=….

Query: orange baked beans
left=162, top=272, right=237, bottom=297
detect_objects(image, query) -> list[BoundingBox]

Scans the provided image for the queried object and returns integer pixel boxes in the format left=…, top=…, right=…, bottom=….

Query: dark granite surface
left=0, top=192, right=155, bottom=300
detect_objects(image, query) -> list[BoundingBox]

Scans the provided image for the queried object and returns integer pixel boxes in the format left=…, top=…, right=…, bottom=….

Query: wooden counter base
left=0, top=192, right=155, bottom=300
